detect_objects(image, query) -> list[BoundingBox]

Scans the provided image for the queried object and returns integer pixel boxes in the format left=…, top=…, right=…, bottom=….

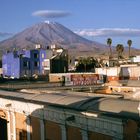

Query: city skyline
left=0, top=0, right=140, bottom=48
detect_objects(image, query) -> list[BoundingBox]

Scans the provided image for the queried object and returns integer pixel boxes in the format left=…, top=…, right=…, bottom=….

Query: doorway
left=0, top=118, right=8, bottom=140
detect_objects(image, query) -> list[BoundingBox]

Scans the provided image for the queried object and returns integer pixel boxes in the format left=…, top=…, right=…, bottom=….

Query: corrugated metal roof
left=0, top=90, right=139, bottom=119
left=55, top=96, right=89, bottom=106
left=0, top=90, right=36, bottom=100
left=77, top=98, right=139, bottom=120
left=89, top=98, right=139, bottom=116
left=32, top=93, right=67, bottom=103
left=0, top=90, right=24, bottom=98
left=0, top=90, right=89, bottom=105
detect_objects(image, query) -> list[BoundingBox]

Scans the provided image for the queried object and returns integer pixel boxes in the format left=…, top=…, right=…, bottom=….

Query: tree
left=127, top=40, right=132, bottom=58
left=107, top=38, right=112, bottom=58
left=116, top=44, right=124, bottom=59
left=76, top=57, right=84, bottom=72
left=75, top=57, right=100, bottom=72
left=82, top=58, right=88, bottom=72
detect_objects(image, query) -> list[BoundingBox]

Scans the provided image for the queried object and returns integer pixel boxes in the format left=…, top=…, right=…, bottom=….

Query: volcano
left=0, top=21, right=107, bottom=56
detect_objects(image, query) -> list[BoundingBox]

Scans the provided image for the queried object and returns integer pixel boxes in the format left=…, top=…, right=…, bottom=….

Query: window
left=34, top=61, right=39, bottom=67
left=23, top=61, right=28, bottom=67
left=42, top=62, right=44, bottom=66
left=42, top=53, right=44, bottom=58
left=47, top=46, right=50, bottom=49
left=34, top=53, right=38, bottom=58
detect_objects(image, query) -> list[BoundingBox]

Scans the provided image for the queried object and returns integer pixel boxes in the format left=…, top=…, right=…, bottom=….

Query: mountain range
left=0, top=21, right=139, bottom=57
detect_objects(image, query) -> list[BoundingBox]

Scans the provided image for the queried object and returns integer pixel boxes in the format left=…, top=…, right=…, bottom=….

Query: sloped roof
left=0, top=90, right=139, bottom=120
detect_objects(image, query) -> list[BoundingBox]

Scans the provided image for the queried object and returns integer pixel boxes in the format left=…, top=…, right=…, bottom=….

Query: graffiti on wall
left=71, top=74, right=101, bottom=86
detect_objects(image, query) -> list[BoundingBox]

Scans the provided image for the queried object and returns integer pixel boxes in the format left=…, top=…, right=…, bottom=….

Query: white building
left=131, top=55, right=140, bottom=63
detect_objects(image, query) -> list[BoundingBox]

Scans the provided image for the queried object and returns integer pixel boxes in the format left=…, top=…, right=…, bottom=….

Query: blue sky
left=0, top=0, right=140, bottom=48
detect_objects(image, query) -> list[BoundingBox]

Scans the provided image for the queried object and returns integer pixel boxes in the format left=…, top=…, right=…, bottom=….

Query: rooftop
left=0, top=89, right=139, bottom=120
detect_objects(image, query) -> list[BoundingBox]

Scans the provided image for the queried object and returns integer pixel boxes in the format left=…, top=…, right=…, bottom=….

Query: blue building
left=2, top=49, right=47, bottom=79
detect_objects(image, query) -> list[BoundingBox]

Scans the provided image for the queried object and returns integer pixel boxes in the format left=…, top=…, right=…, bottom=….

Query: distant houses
left=2, top=45, right=68, bottom=79
left=2, top=43, right=140, bottom=83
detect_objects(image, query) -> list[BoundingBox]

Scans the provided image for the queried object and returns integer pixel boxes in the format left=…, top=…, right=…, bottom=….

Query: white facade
left=42, top=59, right=50, bottom=70
left=95, top=66, right=140, bottom=79
left=131, top=56, right=140, bottom=63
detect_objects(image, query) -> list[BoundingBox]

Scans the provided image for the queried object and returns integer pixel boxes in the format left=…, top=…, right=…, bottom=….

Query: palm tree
left=116, top=44, right=124, bottom=59
left=107, top=38, right=112, bottom=58
left=127, top=40, right=132, bottom=58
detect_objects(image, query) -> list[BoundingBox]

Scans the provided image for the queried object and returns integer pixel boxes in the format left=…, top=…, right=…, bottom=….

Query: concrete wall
left=96, top=66, right=140, bottom=81
left=49, top=73, right=63, bottom=82
left=49, top=73, right=104, bottom=85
